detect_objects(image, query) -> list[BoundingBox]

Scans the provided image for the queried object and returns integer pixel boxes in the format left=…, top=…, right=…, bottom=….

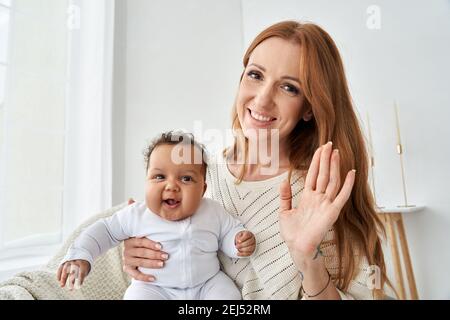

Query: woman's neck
left=227, top=144, right=291, bottom=181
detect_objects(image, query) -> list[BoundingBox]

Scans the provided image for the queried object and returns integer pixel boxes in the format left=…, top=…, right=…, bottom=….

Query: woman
left=123, top=20, right=391, bottom=300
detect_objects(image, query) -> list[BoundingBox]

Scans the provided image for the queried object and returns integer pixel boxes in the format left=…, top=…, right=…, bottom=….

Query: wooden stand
left=377, top=206, right=423, bottom=300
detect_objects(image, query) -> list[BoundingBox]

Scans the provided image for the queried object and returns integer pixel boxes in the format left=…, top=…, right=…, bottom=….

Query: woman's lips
left=246, top=108, right=276, bottom=127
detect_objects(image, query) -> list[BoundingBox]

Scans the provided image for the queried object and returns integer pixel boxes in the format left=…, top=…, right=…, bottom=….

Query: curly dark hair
left=143, top=131, right=208, bottom=178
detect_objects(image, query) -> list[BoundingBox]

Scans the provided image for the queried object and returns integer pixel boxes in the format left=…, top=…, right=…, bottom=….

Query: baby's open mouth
left=162, top=199, right=181, bottom=208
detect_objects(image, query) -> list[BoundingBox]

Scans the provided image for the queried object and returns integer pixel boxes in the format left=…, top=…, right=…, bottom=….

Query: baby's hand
left=56, top=259, right=91, bottom=290
left=235, top=231, right=256, bottom=257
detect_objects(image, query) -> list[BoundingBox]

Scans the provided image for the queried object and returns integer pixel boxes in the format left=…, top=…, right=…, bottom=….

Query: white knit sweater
left=205, top=154, right=375, bottom=300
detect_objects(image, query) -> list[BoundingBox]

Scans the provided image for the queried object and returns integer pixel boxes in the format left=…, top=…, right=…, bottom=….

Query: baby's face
left=145, top=144, right=206, bottom=221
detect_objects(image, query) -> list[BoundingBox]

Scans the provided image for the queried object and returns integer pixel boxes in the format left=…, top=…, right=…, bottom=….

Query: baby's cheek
left=145, top=191, right=161, bottom=213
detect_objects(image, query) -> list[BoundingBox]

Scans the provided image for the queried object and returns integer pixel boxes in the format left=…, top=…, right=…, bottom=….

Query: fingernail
left=327, top=141, right=333, bottom=145
left=158, top=261, right=164, bottom=267
left=149, top=276, right=155, bottom=282
left=352, top=169, right=356, bottom=173
left=161, top=253, right=168, bottom=260
left=155, top=243, right=162, bottom=250
left=334, top=149, right=339, bottom=153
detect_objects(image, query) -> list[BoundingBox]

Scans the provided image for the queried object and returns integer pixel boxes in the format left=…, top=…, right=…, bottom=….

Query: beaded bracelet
left=300, top=270, right=332, bottom=298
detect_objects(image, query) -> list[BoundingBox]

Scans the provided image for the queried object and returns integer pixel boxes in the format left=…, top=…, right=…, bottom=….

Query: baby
left=57, top=131, right=256, bottom=300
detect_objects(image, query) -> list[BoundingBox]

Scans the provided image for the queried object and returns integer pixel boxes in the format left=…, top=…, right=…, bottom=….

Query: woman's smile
left=246, top=107, right=277, bottom=128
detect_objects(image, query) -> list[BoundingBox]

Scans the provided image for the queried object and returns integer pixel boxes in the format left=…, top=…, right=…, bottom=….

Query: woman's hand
left=278, top=142, right=356, bottom=262
left=122, top=199, right=169, bottom=282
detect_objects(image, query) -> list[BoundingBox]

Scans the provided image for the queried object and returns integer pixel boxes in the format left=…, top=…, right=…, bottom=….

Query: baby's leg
left=199, top=271, right=242, bottom=300
left=123, top=281, right=170, bottom=300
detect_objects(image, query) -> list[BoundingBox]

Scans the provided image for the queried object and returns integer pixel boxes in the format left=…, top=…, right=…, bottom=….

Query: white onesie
left=61, top=198, right=248, bottom=300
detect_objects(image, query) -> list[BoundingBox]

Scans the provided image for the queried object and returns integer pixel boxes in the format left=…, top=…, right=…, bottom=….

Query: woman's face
left=236, top=37, right=309, bottom=148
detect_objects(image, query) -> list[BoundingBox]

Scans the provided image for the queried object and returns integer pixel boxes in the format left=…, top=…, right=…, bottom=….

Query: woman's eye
left=281, top=83, right=299, bottom=95
left=247, top=70, right=262, bottom=80
left=181, top=176, right=193, bottom=182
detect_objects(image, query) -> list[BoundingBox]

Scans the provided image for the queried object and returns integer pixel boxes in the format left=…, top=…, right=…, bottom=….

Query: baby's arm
left=216, top=205, right=251, bottom=259
left=57, top=206, right=133, bottom=288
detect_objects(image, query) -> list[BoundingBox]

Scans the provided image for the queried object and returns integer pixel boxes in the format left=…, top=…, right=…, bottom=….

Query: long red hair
left=225, top=21, right=393, bottom=298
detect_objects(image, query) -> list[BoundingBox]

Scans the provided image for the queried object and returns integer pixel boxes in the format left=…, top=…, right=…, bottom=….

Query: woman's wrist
left=289, top=249, right=341, bottom=300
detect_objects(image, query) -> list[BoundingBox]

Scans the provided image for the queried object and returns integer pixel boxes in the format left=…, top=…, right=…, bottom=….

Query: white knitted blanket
left=0, top=202, right=131, bottom=300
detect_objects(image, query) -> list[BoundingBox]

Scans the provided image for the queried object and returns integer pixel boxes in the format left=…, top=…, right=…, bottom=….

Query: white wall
left=112, top=0, right=244, bottom=204
left=241, top=0, right=450, bottom=299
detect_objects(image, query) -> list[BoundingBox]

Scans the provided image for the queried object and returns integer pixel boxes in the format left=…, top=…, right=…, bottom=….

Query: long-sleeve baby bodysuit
left=61, top=198, right=247, bottom=289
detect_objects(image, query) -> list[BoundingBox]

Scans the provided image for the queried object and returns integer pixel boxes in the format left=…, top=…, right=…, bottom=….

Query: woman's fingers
left=125, top=237, right=163, bottom=252
left=123, top=237, right=168, bottom=264
left=123, top=265, right=155, bottom=282
left=122, top=237, right=169, bottom=271
left=279, top=180, right=293, bottom=212
left=316, top=142, right=333, bottom=193
left=333, top=169, right=356, bottom=211
left=125, top=256, right=165, bottom=269
left=325, top=149, right=341, bottom=200
left=123, top=247, right=168, bottom=263
left=304, top=145, right=323, bottom=190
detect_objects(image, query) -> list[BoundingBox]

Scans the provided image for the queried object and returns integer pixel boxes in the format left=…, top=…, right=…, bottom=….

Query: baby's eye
left=153, top=174, right=165, bottom=180
left=281, top=83, right=299, bottom=96
left=181, top=176, right=193, bottom=182
left=247, top=70, right=262, bottom=80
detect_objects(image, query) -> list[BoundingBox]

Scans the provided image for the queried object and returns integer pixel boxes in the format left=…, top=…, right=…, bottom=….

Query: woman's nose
left=254, top=83, right=275, bottom=110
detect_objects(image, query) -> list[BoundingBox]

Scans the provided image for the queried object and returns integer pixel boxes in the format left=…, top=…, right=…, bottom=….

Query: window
left=0, top=0, right=114, bottom=280
left=0, top=0, right=11, bottom=155
left=0, top=0, right=68, bottom=264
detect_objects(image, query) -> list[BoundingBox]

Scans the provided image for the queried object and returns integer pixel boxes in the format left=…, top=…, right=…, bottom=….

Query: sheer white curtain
left=62, top=0, right=114, bottom=239
left=0, top=0, right=114, bottom=278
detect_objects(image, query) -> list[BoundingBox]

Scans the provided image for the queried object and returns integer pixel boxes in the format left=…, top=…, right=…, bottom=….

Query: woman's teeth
left=250, top=110, right=274, bottom=122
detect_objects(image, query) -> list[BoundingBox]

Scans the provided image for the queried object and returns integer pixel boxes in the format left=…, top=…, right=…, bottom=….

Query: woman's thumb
left=279, top=180, right=292, bottom=212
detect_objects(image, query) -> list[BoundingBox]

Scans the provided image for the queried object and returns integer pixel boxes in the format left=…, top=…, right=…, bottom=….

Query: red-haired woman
left=123, top=20, right=392, bottom=300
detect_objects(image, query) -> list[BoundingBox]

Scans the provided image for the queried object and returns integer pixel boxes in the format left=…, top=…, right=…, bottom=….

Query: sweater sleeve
left=299, top=288, right=358, bottom=300
left=334, top=258, right=377, bottom=300
left=309, top=229, right=376, bottom=300
left=299, top=267, right=375, bottom=300
left=60, top=205, right=133, bottom=268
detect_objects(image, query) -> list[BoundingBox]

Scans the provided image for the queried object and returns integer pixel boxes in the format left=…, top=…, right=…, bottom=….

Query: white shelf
left=376, top=205, right=425, bottom=214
